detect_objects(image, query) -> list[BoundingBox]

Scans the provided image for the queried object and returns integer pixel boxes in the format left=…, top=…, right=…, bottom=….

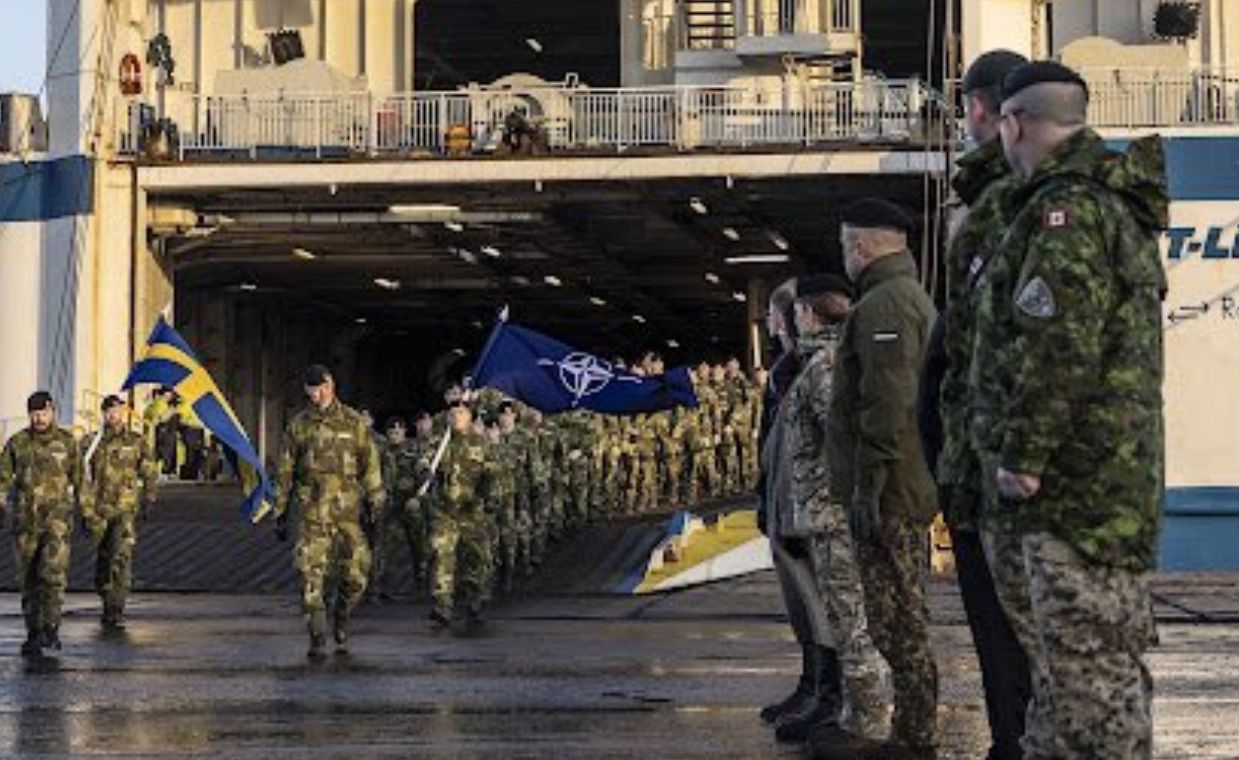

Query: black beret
left=447, top=398, right=470, bottom=410
left=497, top=400, right=516, bottom=414
left=384, top=416, right=406, bottom=430
left=303, top=364, right=332, bottom=387
left=27, top=391, right=54, bottom=413
left=1001, top=60, right=1088, bottom=103
left=962, top=49, right=1029, bottom=94
left=101, top=394, right=125, bottom=412
left=797, top=274, right=854, bottom=300
left=839, top=197, right=916, bottom=234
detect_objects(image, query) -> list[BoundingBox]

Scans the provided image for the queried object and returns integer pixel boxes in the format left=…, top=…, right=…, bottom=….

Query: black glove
left=274, top=512, right=289, bottom=543
left=849, top=492, right=879, bottom=545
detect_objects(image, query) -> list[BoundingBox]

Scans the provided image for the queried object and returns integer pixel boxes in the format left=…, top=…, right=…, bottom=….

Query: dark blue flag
left=470, top=320, right=698, bottom=415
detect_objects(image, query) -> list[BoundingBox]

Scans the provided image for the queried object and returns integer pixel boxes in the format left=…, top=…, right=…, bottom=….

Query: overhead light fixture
left=239, top=283, right=258, bottom=292
left=526, top=37, right=544, bottom=53
left=444, top=221, right=465, bottom=233
left=374, top=277, right=401, bottom=290
left=471, top=320, right=484, bottom=329
left=457, top=248, right=478, bottom=264
left=722, top=227, right=740, bottom=241
left=512, top=275, right=531, bottom=286
left=544, top=275, right=563, bottom=287
left=732, top=291, right=748, bottom=303
left=481, top=245, right=502, bottom=258
left=768, top=231, right=790, bottom=251
left=689, top=197, right=708, bottom=215
left=388, top=204, right=462, bottom=215
left=725, top=254, right=791, bottom=265
left=704, top=272, right=721, bottom=284
left=292, top=247, right=317, bottom=260
left=589, top=296, right=607, bottom=306
left=632, top=314, right=647, bottom=324
left=666, top=339, right=680, bottom=349
left=355, top=317, right=368, bottom=325
left=452, top=348, right=467, bottom=356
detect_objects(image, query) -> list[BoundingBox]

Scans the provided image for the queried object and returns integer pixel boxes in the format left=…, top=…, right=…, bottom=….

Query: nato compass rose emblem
left=538, top=352, right=642, bottom=407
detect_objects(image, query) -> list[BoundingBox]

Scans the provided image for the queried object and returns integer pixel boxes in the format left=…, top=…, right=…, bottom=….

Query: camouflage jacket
left=970, top=130, right=1167, bottom=571
left=938, top=138, right=1018, bottom=527
left=430, top=430, right=495, bottom=520
left=274, top=400, right=386, bottom=527
left=827, top=252, right=938, bottom=524
left=85, top=426, right=158, bottom=519
left=0, top=426, right=87, bottom=529
left=783, top=329, right=840, bottom=538
left=382, top=438, right=425, bottom=509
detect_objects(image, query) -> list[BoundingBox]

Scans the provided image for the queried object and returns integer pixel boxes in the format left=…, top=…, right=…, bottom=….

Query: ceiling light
left=388, top=204, right=462, bottom=215
left=732, top=291, right=748, bottom=302
left=689, top=197, right=708, bottom=215
left=704, top=272, right=721, bottom=284
left=544, top=275, right=563, bottom=287
left=666, top=339, right=680, bottom=348
left=526, top=37, right=544, bottom=52
left=768, top=231, right=790, bottom=251
left=355, top=317, right=368, bottom=325
left=512, top=275, right=531, bottom=286
left=590, top=296, right=607, bottom=306
left=452, top=348, right=467, bottom=356
left=292, top=247, right=317, bottom=260
left=444, top=221, right=465, bottom=233
left=632, top=314, right=646, bottom=324
left=724, top=254, right=791, bottom=265
left=239, top=283, right=258, bottom=291
left=481, top=245, right=502, bottom=258
left=722, top=227, right=740, bottom=241
left=457, top=248, right=478, bottom=264
left=374, top=277, right=401, bottom=290
left=471, top=320, right=484, bottom=329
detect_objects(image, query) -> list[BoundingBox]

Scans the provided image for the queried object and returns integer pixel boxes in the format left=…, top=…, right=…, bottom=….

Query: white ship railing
left=1084, top=67, right=1239, bottom=127
left=117, top=78, right=934, bottom=160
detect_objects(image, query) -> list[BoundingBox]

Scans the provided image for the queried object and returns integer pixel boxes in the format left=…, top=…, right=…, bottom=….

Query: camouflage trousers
left=295, top=522, right=371, bottom=618
left=811, top=505, right=889, bottom=740
left=635, top=455, right=659, bottom=512
left=719, top=437, right=742, bottom=494
left=664, top=455, right=684, bottom=506
left=15, top=522, right=72, bottom=634
left=493, top=495, right=518, bottom=592
left=514, top=492, right=538, bottom=575
left=686, top=449, right=719, bottom=505
left=566, top=463, right=590, bottom=526
left=430, top=513, right=493, bottom=618
left=982, top=526, right=1156, bottom=760
left=527, top=484, right=551, bottom=565
left=856, top=518, right=939, bottom=751
left=93, top=513, right=138, bottom=610
left=375, top=497, right=429, bottom=596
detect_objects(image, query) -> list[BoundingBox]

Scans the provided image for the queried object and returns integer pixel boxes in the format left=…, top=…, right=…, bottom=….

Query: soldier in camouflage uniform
left=485, top=419, right=519, bottom=593
left=777, top=276, right=889, bottom=746
left=375, top=417, right=428, bottom=600
left=633, top=414, right=662, bottom=512
left=824, top=199, right=939, bottom=760
left=427, top=399, right=497, bottom=630
left=664, top=407, right=690, bottom=506
left=524, top=408, right=554, bottom=565
left=970, top=62, right=1166, bottom=760
left=499, top=403, right=543, bottom=578
left=274, top=365, right=386, bottom=659
left=686, top=365, right=721, bottom=505
left=83, top=395, right=159, bottom=629
left=0, top=392, right=87, bottom=655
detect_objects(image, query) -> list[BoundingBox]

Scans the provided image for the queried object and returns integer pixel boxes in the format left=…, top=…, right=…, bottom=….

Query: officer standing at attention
left=924, top=49, right=1033, bottom=760
left=84, top=395, right=159, bottom=630
left=0, top=392, right=88, bottom=656
left=972, top=61, right=1166, bottom=760
left=823, top=198, right=939, bottom=760
left=274, top=365, right=386, bottom=660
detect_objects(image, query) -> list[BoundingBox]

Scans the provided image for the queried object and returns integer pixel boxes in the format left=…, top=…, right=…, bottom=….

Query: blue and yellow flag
left=123, top=317, right=273, bottom=523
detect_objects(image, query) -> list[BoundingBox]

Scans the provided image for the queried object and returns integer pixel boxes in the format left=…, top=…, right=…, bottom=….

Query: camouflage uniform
left=507, top=424, right=545, bottom=576
left=664, top=408, right=690, bottom=505
left=786, top=329, right=888, bottom=738
left=970, top=130, right=1166, bottom=760
left=719, top=379, right=747, bottom=495
left=634, top=415, right=661, bottom=512
left=527, top=422, right=554, bottom=562
left=685, top=390, right=720, bottom=505
left=83, top=426, right=158, bottom=623
left=377, top=436, right=430, bottom=596
left=275, top=400, right=385, bottom=643
left=428, top=430, right=496, bottom=620
left=563, top=412, right=593, bottom=526
left=743, top=379, right=763, bottom=489
left=0, top=426, right=87, bottom=646
left=488, top=434, right=519, bottom=592
left=828, top=251, right=939, bottom=752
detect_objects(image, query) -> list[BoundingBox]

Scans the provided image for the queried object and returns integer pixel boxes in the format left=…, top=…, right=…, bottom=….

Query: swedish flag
left=123, top=317, right=273, bottom=523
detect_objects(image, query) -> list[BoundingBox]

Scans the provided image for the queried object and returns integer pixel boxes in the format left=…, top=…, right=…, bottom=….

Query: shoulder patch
left=1016, top=276, right=1057, bottom=319
left=1043, top=207, right=1070, bottom=229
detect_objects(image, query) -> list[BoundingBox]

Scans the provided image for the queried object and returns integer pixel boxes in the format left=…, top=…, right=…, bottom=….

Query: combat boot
left=41, top=626, right=62, bottom=652
left=775, top=646, right=843, bottom=743
left=306, top=610, right=328, bottom=660
left=761, top=643, right=817, bottom=724
left=429, top=608, right=452, bottom=631
left=333, top=606, right=350, bottom=653
left=20, top=629, right=42, bottom=657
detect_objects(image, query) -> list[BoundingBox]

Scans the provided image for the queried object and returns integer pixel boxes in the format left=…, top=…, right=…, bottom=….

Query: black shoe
left=761, top=644, right=816, bottom=724
left=774, top=696, right=841, bottom=743
left=20, top=633, right=41, bottom=657
left=41, top=627, right=61, bottom=652
left=429, top=609, right=452, bottom=631
left=333, top=608, right=350, bottom=651
left=307, top=633, right=327, bottom=660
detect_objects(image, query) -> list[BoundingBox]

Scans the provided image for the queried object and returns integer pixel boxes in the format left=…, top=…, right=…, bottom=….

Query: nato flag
left=470, top=321, right=699, bottom=415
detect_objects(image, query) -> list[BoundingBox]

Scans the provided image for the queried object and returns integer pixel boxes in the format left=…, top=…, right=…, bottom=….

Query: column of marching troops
left=0, top=354, right=768, bottom=659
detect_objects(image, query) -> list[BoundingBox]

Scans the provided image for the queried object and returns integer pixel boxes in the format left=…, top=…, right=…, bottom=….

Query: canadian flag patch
left=1044, top=208, right=1069, bottom=228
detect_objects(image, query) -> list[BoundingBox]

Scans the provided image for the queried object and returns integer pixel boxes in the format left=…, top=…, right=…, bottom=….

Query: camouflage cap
left=1001, top=60, right=1089, bottom=103
left=27, top=391, right=54, bottom=412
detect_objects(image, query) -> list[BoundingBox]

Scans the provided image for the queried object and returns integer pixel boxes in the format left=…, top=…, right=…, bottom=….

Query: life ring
left=120, top=53, right=142, bottom=96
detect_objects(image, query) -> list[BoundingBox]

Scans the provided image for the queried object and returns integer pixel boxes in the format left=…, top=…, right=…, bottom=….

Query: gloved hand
left=274, top=512, right=290, bottom=543
left=849, top=491, right=880, bottom=544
